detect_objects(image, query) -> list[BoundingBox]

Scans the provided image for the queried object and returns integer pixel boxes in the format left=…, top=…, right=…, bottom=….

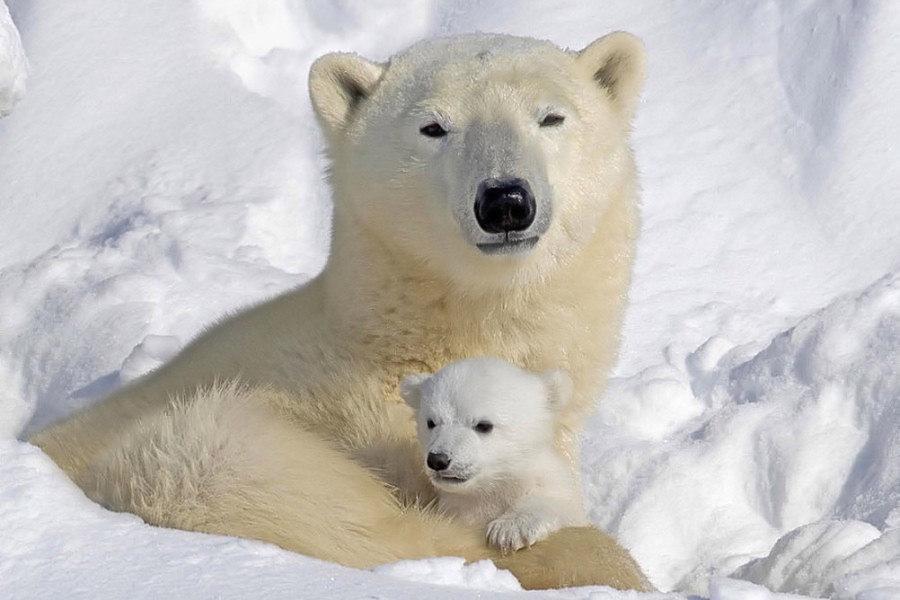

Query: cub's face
left=310, top=33, right=644, bottom=288
left=400, top=358, right=571, bottom=493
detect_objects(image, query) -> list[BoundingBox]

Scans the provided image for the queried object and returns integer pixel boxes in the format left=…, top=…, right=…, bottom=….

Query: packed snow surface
left=0, top=0, right=26, bottom=116
left=1, top=1, right=898, bottom=599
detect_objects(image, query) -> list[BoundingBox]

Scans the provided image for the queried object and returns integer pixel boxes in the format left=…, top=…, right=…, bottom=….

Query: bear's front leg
left=487, top=495, right=564, bottom=552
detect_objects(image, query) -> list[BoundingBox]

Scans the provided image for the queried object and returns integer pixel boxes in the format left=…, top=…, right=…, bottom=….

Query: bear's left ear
left=576, top=31, right=646, bottom=121
left=309, top=52, right=386, bottom=135
left=542, top=369, right=574, bottom=413
left=399, top=373, right=430, bottom=411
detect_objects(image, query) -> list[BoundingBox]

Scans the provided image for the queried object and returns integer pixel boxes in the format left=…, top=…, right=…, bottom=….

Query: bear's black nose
left=474, top=178, right=536, bottom=234
left=427, top=452, right=451, bottom=471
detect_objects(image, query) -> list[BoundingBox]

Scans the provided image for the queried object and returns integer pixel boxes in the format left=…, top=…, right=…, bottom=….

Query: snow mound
left=0, top=0, right=26, bottom=115
left=372, top=557, right=522, bottom=592
left=733, top=520, right=900, bottom=598
left=585, top=272, right=900, bottom=593
left=1, top=0, right=898, bottom=598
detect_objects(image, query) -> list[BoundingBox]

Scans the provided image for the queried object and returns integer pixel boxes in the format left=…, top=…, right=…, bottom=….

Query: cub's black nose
left=427, top=452, right=451, bottom=471
left=474, top=178, right=536, bottom=234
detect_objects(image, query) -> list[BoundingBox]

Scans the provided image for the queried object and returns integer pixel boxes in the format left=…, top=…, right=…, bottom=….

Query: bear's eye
left=426, top=419, right=436, bottom=429
left=474, top=421, right=493, bottom=434
left=539, top=113, right=565, bottom=127
left=419, top=123, right=448, bottom=138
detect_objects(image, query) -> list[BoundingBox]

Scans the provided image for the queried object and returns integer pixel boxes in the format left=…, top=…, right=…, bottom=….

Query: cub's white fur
left=402, top=358, right=587, bottom=552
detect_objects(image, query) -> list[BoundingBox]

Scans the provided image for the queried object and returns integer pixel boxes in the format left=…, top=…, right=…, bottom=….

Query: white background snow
left=1, top=1, right=898, bottom=599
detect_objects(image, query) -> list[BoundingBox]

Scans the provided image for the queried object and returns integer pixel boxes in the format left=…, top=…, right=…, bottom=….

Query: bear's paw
left=487, top=508, right=559, bottom=553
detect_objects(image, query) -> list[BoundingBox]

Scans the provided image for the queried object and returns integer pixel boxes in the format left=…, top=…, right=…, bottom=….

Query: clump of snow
left=372, top=557, right=523, bottom=592
left=0, top=1, right=26, bottom=116
left=1, top=0, right=898, bottom=599
left=119, top=335, right=183, bottom=383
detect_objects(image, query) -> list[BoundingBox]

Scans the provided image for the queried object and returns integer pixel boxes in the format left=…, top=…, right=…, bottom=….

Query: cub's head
left=309, top=32, right=645, bottom=288
left=400, top=357, right=572, bottom=492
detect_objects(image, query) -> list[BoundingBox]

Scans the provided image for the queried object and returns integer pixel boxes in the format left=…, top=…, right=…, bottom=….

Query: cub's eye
left=426, top=419, right=436, bottom=429
left=539, top=113, right=565, bottom=127
left=474, top=421, right=493, bottom=434
left=419, top=123, right=448, bottom=138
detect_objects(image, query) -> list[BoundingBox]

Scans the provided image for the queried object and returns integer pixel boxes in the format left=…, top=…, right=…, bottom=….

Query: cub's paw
left=487, top=510, right=558, bottom=553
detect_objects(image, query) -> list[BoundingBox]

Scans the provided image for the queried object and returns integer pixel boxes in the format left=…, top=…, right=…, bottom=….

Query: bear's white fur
left=401, top=358, right=588, bottom=552
left=31, top=32, right=650, bottom=591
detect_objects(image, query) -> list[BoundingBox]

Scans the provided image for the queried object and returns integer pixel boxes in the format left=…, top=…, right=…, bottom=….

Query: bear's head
left=400, top=357, right=572, bottom=492
left=309, top=32, right=645, bottom=289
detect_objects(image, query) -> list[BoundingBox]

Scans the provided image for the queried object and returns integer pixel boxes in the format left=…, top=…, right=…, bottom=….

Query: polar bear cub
left=400, top=357, right=588, bottom=552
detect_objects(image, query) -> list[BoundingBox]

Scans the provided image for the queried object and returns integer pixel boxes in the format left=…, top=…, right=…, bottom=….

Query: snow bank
left=584, top=272, right=900, bottom=594
left=1, top=0, right=898, bottom=598
left=0, top=0, right=26, bottom=115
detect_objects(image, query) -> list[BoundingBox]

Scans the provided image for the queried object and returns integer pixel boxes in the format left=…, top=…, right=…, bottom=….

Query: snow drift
left=585, top=272, right=900, bottom=595
left=0, top=1, right=898, bottom=598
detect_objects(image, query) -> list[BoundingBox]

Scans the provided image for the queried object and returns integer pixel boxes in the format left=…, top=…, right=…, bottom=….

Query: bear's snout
left=474, top=178, right=536, bottom=234
left=427, top=452, right=451, bottom=471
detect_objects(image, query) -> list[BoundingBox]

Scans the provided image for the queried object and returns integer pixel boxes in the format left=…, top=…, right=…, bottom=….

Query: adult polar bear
left=32, top=32, right=649, bottom=590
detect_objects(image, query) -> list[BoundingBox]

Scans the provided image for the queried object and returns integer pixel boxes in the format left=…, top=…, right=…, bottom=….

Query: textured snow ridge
left=0, top=0, right=26, bottom=115
left=1, top=0, right=899, bottom=599
left=734, top=520, right=900, bottom=599
left=584, top=273, right=900, bottom=594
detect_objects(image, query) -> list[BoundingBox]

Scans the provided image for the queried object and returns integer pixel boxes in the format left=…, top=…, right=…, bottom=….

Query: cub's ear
left=576, top=31, right=646, bottom=121
left=399, top=373, right=430, bottom=411
left=542, top=369, right=574, bottom=413
left=309, top=52, right=385, bottom=134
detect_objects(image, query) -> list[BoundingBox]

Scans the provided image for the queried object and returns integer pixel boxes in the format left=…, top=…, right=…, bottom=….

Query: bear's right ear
left=309, top=52, right=385, bottom=135
left=399, top=373, right=430, bottom=411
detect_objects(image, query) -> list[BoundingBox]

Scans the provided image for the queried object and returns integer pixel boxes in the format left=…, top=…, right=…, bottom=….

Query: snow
left=733, top=520, right=899, bottom=598
left=584, top=273, right=900, bottom=594
left=0, top=0, right=26, bottom=116
left=708, top=578, right=811, bottom=600
left=372, top=557, right=523, bottom=592
left=0, top=1, right=898, bottom=599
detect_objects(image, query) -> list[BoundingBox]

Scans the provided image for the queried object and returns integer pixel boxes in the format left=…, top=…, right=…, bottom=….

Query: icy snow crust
left=1, top=1, right=898, bottom=599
